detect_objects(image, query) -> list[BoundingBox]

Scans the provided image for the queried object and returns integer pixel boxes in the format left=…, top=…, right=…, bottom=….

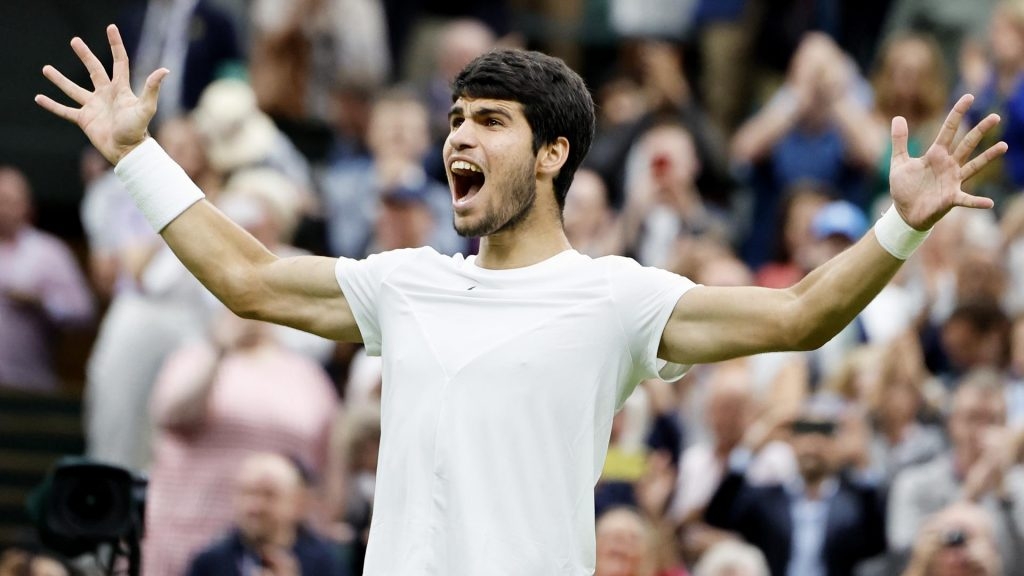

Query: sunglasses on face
left=790, top=420, right=837, bottom=436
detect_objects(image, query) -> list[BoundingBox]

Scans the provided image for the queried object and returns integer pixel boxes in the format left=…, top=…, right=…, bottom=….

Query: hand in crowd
left=637, top=41, right=690, bottom=110
left=636, top=450, right=677, bottom=519
left=962, top=426, right=1021, bottom=502
left=257, top=545, right=300, bottom=576
left=902, top=503, right=1001, bottom=576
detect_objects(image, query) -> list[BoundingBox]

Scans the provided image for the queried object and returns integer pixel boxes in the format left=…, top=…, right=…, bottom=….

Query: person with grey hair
left=693, top=540, right=770, bottom=576
left=889, top=368, right=1024, bottom=574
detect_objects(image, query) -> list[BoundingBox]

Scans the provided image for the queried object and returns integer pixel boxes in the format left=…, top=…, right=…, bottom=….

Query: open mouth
left=451, top=160, right=485, bottom=205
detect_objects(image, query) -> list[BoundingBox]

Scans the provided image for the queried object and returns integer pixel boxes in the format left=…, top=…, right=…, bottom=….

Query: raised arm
left=35, top=25, right=359, bottom=341
left=660, top=94, right=1006, bottom=365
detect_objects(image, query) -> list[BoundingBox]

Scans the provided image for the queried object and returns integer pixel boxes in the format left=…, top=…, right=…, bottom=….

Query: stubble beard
left=454, top=159, right=537, bottom=238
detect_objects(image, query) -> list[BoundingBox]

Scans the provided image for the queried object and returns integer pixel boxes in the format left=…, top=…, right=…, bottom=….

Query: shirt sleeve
left=606, top=257, right=696, bottom=401
left=334, top=248, right=422, bottom=356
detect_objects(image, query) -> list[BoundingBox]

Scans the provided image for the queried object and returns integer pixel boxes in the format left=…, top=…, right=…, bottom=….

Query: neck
left=474, top=200, right=572, bottom=270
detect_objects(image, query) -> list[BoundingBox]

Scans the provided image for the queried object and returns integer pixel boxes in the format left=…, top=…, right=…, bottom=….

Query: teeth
left=451, top=160, right=482, bottom=173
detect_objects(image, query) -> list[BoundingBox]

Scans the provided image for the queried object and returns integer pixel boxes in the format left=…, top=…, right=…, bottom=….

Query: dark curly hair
left=451, top=49, right=596, bottom=210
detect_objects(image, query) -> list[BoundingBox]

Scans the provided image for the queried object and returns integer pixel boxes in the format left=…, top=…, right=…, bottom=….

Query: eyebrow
left=448, top=105, right=514, bottom=121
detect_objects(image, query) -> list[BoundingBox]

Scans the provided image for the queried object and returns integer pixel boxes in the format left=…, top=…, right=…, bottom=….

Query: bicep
left=253, top=255, right=361, bottom=342
left=658, top=284, right=800, bottom=365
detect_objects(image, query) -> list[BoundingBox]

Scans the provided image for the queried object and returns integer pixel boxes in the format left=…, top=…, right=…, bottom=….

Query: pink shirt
left=0, top=228, right=94, bottom=390
left=143, top=341, right=338, bottom=576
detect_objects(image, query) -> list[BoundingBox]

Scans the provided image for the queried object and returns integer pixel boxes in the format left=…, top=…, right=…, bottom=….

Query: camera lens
left=942, top=529, right=967, bottom=548
left=66, top=479, right=119, bottom=525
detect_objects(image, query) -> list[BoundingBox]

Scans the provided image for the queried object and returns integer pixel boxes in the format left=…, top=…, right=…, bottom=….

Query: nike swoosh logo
left=467, top=285, right=477, bottom=290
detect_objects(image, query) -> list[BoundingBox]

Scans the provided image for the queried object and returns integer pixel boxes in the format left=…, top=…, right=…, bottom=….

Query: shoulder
left=187, top=532, right=238, bottom=570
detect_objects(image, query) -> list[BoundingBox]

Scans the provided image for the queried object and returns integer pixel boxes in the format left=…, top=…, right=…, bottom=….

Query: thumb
left=891, top=116, right=910, bottom=163
left=140, top=68, right=169, bottom=115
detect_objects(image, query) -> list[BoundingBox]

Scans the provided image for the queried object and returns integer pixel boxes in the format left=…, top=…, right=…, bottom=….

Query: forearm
left=731, top=93, right=802, bottom=163
left=160, top=201, right=278, bottom=316
left=154, top=346, right=223, bottom=431
left=785, top=230, right=903, bottom=349
left=831, top=98, right=886, bottom=168
left=114, top=138, right=279, bottom=315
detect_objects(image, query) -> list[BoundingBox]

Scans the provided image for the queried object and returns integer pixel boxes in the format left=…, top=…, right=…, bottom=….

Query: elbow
left=217, top=267, right=270, bottom=321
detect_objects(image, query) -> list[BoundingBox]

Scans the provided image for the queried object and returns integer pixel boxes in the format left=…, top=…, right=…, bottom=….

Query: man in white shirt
left=37, top=25, right=1005, bottom=575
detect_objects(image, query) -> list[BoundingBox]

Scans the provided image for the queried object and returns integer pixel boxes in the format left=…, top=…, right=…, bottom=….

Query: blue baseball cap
left=811, top=200, right=868, bottom=241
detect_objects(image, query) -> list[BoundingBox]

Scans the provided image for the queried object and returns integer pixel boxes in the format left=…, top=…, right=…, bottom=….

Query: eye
left=486, top=118, right=503, bottom=127
left=450, top=117, right=464, bottom=130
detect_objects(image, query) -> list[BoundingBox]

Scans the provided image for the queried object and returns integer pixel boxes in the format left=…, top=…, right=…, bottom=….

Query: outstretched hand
left=889, top=94, right=1006, bottom=231
left=35, top=25, right=167, bottom=165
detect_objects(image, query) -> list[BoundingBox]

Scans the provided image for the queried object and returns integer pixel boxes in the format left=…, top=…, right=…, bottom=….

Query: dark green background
left=0, top=0, right=127, bottom=239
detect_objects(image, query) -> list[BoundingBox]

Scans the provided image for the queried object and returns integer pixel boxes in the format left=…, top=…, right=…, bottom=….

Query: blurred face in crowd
left=233, top=454, right=304, bottom=547
left=706, top=366, right=753, bottom=453
left=926, top=503, right=1001, bottom=576
left=949, top=384, right=1005, bottom=467
left=882, top=37, right=936, bottom=105
left=595, top=508, right=654, bottom=576
left=788, top=416, right=838, bottom=485
left=641, top=125, right=700, bottom=201
left=375, top=195, right=435, bottom=251
left=158, top=117, right=208, bottom=180
left=0, top=167, right=31, bottom=240
left=437, top=19, right=495, bottom=82
left=781, top=188, right=828, bottom=268
left=990, top=5, right=1024, bottom=68
left=563, top=169, right=611, bottom=244
left=368, top=98, right=431, bottom=163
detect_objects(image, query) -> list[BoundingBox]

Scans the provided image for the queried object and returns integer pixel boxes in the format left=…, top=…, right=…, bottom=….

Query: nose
left=447, top=120, right=477, bottom=152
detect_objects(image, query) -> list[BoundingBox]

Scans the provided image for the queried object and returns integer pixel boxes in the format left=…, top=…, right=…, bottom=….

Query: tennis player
left=37, top=25, right=1005, bottom=575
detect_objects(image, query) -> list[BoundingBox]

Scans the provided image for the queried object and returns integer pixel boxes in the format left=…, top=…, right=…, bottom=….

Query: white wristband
left=114, top=138, right=205, bottom=232
left=873, top=207, right=930, bottom=260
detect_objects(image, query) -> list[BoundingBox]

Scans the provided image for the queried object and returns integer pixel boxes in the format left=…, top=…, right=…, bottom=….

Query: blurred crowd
left=6, top=0, right=1024, bottom=574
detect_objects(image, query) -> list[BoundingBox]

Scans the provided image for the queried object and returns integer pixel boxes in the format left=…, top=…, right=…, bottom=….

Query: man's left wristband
left=114, top=138, right=205, bottom=232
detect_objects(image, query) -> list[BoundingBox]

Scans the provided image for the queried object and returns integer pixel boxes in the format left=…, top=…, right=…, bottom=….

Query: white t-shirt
left=335, top=247, right=695, bottom=576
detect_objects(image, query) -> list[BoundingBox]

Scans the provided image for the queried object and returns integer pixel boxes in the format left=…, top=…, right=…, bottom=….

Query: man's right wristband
left=114, top=138, right=205, bottom=232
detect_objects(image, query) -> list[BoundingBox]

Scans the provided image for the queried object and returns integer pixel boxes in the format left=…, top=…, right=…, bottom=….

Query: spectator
left=670, top=362, right=797, bottom=563
left=143, top=309, right=338, bottom=576
left=900, top=502, right=1002, bottom=576
left=888, top=368, right=1024, bottom=574
left=754, top=182, right=830, bottom=289
left=864, top=33, right=949, bottom=206
left=329, top=401, right=382, bottom=575
left=704, top=393, right=887, bottom=576
left=320, top=88, right=463, bottom=258
left=563, top=169, right=623, bottom=258
left=186, top=452, right=346, bottom=576
left=858, top=334, right=946, bottom=486
left=0, top=166, right=94, bottom=391
left=961, top=0, right=1024, bottom=205
left=731, top=33, right=873, bottom=267
left=191, top=79, right=313, bottom=194
left=85, top=117, right=218, bottom=470
left=881, top=0, right=998, bottom=92
left=119, top=0, right=243, bottom=124
left=595, top=506, right=687, bottom=576
left=248, top=0, right=390, bottom=125
left=421, top=18, right=496, bottom=143
left=692, top=539, right=770, bottom=576
left=620, top=121, right=732, bottom=268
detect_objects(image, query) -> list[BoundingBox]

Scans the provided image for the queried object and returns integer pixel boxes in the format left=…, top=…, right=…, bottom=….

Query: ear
left=536, top=136, right=570, bottom=179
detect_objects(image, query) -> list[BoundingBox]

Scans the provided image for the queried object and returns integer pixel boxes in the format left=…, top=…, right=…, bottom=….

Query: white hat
left=192, top=79, right=277, bottom=173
